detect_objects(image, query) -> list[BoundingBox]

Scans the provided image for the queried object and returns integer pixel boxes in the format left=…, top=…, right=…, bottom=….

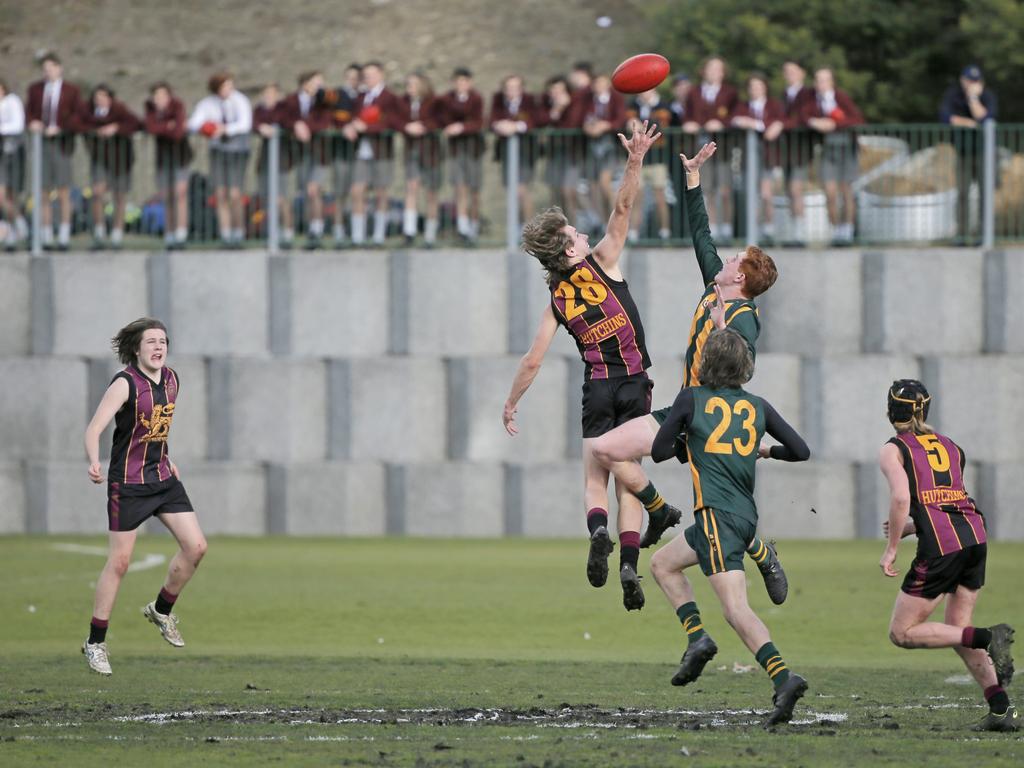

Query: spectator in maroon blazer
left=343, top=61, right=403, bottom=246
left=437, top=67, right=485, bottom=244
left=683, top=56, right=738, bottom=241
left=26, top=52, right=82, bottom=250
left=490, top=74, right=538, bottom=224
left=732, top=72, right=786, bottom=243
left=145, top=82, right=192, bottom=250
left=322, top=63, right=361, bottom=246
left=80, top=84, right=142, bottom=250
left=279, top=70, right=332, bottom=249
left=254, top=82, right=294, bottom=249
left=399, top=72, right=442, bottom=247
left=780, top=60, right=813, bottom=245
left=539, top=75, right=583, bottom=226
left=801, top=67, right=864, bottom=245
left=626, top=88, right=673, bottom=242
left=581, top=74, right=626, bottom=223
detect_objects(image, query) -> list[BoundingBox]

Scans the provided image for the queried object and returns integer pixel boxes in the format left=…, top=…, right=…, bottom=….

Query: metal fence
left=6, top=122, right=1018, bottom=254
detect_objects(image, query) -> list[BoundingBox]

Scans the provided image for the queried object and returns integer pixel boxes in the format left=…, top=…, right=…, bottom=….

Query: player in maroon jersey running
left=879, top=379, right=1017, bottom=731
left=504, top=120, right=683, bottom=612
left=80, top=318, right=207, bottom=675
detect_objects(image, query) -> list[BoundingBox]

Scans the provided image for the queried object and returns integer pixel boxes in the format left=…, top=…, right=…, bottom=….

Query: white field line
left=50, top=543, right=166, bottom=573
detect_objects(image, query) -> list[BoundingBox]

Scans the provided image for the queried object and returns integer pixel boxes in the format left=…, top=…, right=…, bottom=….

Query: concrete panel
left=0, top=462, right=26, bottom=533
left=509, top=461, right=585, bottom=538
left=625, top=248, right=709, bottom=362
left=0, top=254, right=31, bottom=355
left=166, top=251, right=269, bottom=356
left=48, top=252, right=150, bottom=356
left=996, top=250, right=1024, bottom=353
left=406, top=249, right=509, bottom=356
left=755, top=461, right=856, bottom=539
left=976, top=463, right=1024, bottom=540
left=26, top=461, right=106, bottom=534
left=287, top=252, right=389, bottom=357
left=808, top=356, right=920, bottom=461
left=174, top=461, right=267, bottom=535
left=758, top=249, right=863, bottom=355
left=925, top=355, right=1024, bottom=463
left=347, top=357, right=446, bottom=462
left=521, top=272, right=581, bottom=360
left=213, top=359, right=326, bottom=462
left=864, top=249, right=983, bottom=355
left=449, top=356, right=568, bottom=464
left=0, top=358, right=88, bottom=461
left=267, top=461, right=386, bottom=535
left=748, top=353, right=803, bottom=435
left=398, top=463, right=504, bottom=537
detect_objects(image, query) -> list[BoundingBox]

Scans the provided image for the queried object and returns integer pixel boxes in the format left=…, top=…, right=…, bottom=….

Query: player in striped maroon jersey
left=504, top=120, right=683, bottom=613
left=879, top=379, right=1017, bottom=732
left=80, top=318, right=207, bottom=675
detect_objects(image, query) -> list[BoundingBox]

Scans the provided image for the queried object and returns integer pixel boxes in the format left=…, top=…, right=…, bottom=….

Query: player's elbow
left=793, top=443, right=810, bottom=462
left=521, top=355, right=543, bottom=374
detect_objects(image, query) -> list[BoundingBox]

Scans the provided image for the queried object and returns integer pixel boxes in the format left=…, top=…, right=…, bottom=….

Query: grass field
left=2, top=536, right=1022, bottom=766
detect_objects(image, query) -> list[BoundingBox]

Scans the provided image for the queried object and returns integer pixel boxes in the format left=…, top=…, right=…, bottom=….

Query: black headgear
left=887, top=379, right=931, bottom=424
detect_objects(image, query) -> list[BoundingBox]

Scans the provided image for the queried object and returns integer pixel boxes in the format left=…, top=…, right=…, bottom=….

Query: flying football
left=611, top=53, right=670, bottom=94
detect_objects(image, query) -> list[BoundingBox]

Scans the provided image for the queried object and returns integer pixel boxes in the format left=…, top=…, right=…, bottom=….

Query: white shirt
left=0, top=93, right=26, bottom=136
left=701, top=83, right=720, bottom=103
left=638, top=94, right=661, bottom=120
left=188, top=90, right=253, bottom=143
left=818, top=90, right=837, bottom=115
left=357, top=84, right=385, bottom=160
left=362, top=84, right=384, bottom=106
left=298, top=91, right=311, bottom=118
left=43, top=78, right=62, bottom=127
left=785, top=83, right=803, bottom=104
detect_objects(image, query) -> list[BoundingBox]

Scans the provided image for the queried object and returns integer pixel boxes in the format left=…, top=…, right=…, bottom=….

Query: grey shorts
left=353, top=157, right=393, bottom=189
left=586, top=137, right=619, bottom=180
left=544, top=156, right=581, bottom=189
left=405, top=155, right=443, bottom=191
left=701, top=156, right=733, bottom=191
left=448, top=152, right=482, bottom=190
left=500, top=153, right=535, bottom=185
left=258, top=168, right=290, bottom=201
left=0, top=148, right=25, bottom=192
left=42, top=138, right=73, bottom=189
left=209, top=149, right=250, bottom=190
left=333, top=158, right=353, bottom=197
left=91, top=162, right=132, bottom=194
left=297, top=153, right=328, bottom=188
left=819, top=144, right=859, bottom=185
left=156, top=162, right=190, bottom=190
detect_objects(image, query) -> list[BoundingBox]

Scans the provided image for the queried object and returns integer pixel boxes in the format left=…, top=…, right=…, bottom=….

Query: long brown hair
left=521, top=207, right=575, bottom=287
left=112, top=318, right=169, bottom=365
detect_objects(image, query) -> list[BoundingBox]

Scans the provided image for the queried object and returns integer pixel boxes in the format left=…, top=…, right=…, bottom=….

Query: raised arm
left=84, top=377, right=130, bottom=484
left=592, top=119, right=661, bottom=270
left=503, top=305, right=560, bottom=436
left=651, top=388, right=696, bottom=463
left=758, top=400, right=810, bottom=461
left=878, top=442, right=912, bottom=577
left=678, top=143, right=723, bottom=285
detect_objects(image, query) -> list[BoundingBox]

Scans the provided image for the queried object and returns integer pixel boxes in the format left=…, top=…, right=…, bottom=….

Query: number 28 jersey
left=550, top=255, right=651, bottom=380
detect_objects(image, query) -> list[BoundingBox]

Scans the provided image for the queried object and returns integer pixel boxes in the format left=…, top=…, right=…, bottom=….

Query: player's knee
left=188, top=538, right=208, bottom=565
left=108, top=554, right=131, bottom=578
left=889, top=625, right=912, bottom=649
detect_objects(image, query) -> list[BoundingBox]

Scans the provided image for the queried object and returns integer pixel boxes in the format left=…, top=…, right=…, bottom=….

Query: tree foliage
left=641, top=0, right=1024, bottom=122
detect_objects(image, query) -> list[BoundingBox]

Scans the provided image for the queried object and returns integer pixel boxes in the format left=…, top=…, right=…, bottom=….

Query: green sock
left=747, top=536, right=770, bottom=564
left=755, top=642, right=791, bottom=689
left=676, top=602, right=706, bottom=643
left=635, top=482, right=666, bottom=520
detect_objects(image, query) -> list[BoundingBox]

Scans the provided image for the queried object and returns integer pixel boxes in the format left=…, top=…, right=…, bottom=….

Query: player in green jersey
left=648, top=328, right=811, bottom=727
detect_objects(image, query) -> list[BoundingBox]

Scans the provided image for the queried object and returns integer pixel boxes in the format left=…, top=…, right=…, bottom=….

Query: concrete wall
left=1, top=247, right=1021, bottom=538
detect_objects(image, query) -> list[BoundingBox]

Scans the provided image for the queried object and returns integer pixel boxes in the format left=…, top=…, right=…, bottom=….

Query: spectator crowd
left=0, top=52, right=998, bottom=250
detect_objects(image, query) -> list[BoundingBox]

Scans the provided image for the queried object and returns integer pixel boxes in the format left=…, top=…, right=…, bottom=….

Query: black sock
left=89, top=617, right=108, bottom=645
left=619, top=531, right=640, bottom=570
left=962, top=627, right=993, bottom=649
left=154, top=587, right=178, bottom=616
left=985, top=685, right=1010, bottom=715
left=586, top=508, right=609, bottom=535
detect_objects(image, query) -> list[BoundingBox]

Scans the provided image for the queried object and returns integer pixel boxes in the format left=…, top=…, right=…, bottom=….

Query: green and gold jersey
left=682, top=186, right=760, bottom=388
left=684, top=385, right=767, bottom=525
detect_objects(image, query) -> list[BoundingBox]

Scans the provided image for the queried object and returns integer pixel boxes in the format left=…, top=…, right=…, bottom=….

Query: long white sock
left=175, top=227, right=187, bottom=243
left=93, top=223, right=106, bottom=240
left=282, top=227, right=295, bottom=242
left=309, top=218, right=324, bottom=237
left=373, top=211, right=387, bottom=243
left=58, top=223, right=70, bottom=244
left=220, top=225, right=232, bottom=242
left=469, top=219, right=479, bottom=239
left=15, top=216, right=28, bottom=239
left=333, top=222, right=346, bottom=241
left=232, top=227, right=244, bottom=242
left=41, top=227, right=53, bottom=244
left=658, top=227, right=671, bottom=240
left=457, top=215, right=470, bottom=236
left=425, top=218, right=438, bottom=244
left=351, top=213, right=366, bottom=244
left=111, top=228, right=123, bottom=245
left=403, top=208, right=418, bottom=237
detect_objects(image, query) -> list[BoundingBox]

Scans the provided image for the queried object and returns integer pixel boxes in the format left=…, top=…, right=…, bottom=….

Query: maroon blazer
left=489, top=92, right=539, bottom=162
left=253, top=102, right=295, bottom=172
left=399, top=93, right=443, bottom=166
left=580, top=90, right=626, bottom=135
left=145, top=96, right=193, bottom=168
left=799, top=88, right=864, bottom=128
left=355, top=87, right=403, bottom=159
left=733, top=97, right=786, bottom=166
left=278, top=92, right=333, bottom=163
left=435, top=89, right=485, bottom=157
left=684, top=83, right=739, bottom=126
left=26, top=78, right=82, bottom=151
left=782, top=85, right=813, bottom=129
left=80, top=98, right=142, bottom=169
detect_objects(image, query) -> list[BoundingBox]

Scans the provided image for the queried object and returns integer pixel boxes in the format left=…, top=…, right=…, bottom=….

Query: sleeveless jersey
left=685, top=385, right=766, bottom=525
left=550, top=254, right=651, bottom=380
left=108, top=365, right=179, bottom=486
left=889, top=431, right=986, bottom=558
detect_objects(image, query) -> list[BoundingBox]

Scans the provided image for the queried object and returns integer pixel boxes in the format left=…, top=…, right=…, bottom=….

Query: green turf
left=2, top=536, right=1022, bottom=766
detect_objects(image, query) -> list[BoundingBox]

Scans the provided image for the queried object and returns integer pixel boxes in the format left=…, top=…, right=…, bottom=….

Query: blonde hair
left=892, top=414, right=935, bottom=435
left=521, top=207, right=574, bottom=287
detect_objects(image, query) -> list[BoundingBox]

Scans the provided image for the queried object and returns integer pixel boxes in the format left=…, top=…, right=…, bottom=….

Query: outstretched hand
left=617, top=119, right=661, bottom=161
left=710, top=283, right=727, bottom=329
left=680, top=141, right=717, bottom=173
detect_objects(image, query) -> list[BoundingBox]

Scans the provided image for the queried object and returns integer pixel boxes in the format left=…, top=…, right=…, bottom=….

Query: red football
left=199, top=120, right=218, bottom=137
left=611, top=53, right=671, bottom=94
left=359, top=104, right=381, bottom=125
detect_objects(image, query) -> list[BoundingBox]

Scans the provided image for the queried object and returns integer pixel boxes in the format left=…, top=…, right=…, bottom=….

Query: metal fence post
left=744, top=128, right=759, bottom=245
left=266, top=127, right=280, bottom=254
left=505, top=134, right=520, bottom=253
left=981, top=119, right=995, bottom=249
left=30, top=130, right=42, bottom=256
